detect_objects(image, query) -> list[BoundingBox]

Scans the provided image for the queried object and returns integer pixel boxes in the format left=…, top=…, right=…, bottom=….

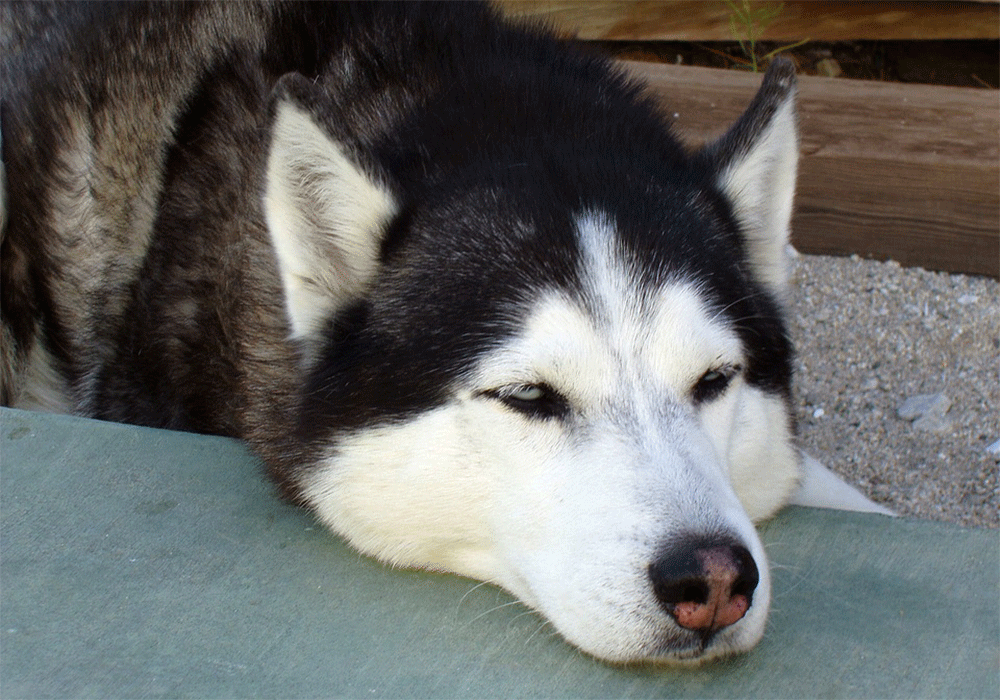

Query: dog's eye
left=692, top=366, right=739, bottom=404
left=509, top=385, right=545, bottom=402
left=482, top=383, right=569, bottom=420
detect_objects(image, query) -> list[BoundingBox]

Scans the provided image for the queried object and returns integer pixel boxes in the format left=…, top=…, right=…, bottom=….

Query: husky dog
left=1, top=1, right=887, bottom=664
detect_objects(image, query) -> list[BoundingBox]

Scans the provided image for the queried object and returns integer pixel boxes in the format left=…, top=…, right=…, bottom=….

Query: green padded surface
left=2, top=407, right=997, bottom=698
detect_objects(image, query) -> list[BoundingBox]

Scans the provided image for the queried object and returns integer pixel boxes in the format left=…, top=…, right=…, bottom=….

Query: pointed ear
left=701, top=59, right=799, bottom=298
left=264, top=75, right=398, bottom=339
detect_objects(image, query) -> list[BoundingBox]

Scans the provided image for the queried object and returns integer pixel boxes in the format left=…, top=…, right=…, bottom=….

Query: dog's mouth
left=572, top=621, right=752, bottom=667
left=649, top=627, right=739, bottom=663
left=581, top=617, right=750, bottom=666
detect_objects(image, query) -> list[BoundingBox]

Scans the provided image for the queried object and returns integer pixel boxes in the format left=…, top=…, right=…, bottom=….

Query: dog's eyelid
left=692, top=364, right=742, bottom=403
left=700, top=364, right=737, bottom=381
left=479, top=382, right=570, bottom=420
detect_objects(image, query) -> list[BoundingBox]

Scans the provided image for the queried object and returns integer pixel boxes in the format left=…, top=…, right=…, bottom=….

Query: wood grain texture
left=497, top=1, right=1000, bottom=41
left=620, top=61, right=999, bottom=276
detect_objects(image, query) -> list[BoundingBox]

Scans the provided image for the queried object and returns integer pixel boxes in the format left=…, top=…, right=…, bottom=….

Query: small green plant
left=724, top=0, right=809, bottom=72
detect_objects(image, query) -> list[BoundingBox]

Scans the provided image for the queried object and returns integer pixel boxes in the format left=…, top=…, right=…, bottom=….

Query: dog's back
left=1, top=1, right=279, bottom=417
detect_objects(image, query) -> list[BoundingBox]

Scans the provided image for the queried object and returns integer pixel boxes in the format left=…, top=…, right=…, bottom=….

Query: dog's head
left=261, top=58, right=800, bottom=663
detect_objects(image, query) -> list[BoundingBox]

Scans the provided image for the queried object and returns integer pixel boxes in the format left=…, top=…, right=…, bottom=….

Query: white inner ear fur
left=716, top=98, right=798, bottom=299
left=265, top=100, right=397, bottom=339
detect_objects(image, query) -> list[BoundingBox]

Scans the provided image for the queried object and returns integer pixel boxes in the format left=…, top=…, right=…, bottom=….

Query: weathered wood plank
left=497, top=1, right=1000, bottom=42
left=620, top=61, right=999, bottom=276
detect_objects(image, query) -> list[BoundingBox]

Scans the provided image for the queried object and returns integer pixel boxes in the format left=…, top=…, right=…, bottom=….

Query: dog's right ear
left=264, top=74, right=398, bottom=340
left=698, top=59, right=799, bottom=299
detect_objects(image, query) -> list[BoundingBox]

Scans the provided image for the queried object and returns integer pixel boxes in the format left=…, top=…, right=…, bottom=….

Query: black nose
left=648, top=536, right=759, bottom=633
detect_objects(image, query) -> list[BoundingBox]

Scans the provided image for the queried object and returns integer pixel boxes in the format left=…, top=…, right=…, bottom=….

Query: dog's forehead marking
left=575, top=211, right=743, bottom=386
left=475, top=212, right=743, bottom=398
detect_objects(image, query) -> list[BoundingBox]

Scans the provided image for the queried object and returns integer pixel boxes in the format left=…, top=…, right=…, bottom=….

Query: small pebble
left=897, top=393, right=951, bottom=421
left=912, top=412, right=953, bottom=433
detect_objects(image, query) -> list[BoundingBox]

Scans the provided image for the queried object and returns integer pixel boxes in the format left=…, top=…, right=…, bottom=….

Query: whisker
left=705, top=290, right=766, bottom=324
left=456, top=580, right=493, bottom=612
left=524, top=618, right=555, bottom=646
left=464, top=600, right=526, bottom=627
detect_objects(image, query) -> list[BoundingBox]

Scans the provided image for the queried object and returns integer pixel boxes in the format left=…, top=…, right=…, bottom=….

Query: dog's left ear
left=699, top=59, right=799, bottom=297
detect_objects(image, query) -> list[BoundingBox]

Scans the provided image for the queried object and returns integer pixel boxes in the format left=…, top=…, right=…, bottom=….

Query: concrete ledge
left=2, top=407, right=997, bottom=698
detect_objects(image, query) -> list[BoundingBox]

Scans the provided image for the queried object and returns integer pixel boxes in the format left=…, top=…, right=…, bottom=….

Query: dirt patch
left=595, top=39, right=999, bottom=88
left=789, top=254, right=998, bottom=529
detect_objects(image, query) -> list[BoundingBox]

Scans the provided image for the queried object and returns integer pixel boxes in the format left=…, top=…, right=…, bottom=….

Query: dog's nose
left=649, top=537, right=759, bottom=632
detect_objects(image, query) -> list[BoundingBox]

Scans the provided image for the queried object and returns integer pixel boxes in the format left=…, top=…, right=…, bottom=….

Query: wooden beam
left=620, top=61, right=999, bottom=276
left=497, top=1, right=1000, bottom=41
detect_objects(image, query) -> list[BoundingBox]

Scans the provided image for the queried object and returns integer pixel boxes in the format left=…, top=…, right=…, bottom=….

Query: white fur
left=300, top=211, right=805, bottom=662
left=705, top=384, right=799, bottom=520
left=716, top=98, right=799, bottom=298
left=264, top=101, right=397, bottom=339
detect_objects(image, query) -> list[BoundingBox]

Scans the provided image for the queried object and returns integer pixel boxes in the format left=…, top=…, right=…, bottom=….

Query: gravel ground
left=788, top=253, right=999, bottom=529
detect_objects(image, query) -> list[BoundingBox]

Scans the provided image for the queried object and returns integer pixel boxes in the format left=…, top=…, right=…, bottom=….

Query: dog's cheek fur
left=298, top=408, right=504, bottom=581
left=700, top=383, right=799, bottom=521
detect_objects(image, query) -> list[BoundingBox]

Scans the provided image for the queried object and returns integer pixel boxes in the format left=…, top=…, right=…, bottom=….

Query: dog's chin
left=579, top=627, right=762, bottom=667
left=538, top=607, right=766, bottom=666
left=655, top=628, right=763, bottom=666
